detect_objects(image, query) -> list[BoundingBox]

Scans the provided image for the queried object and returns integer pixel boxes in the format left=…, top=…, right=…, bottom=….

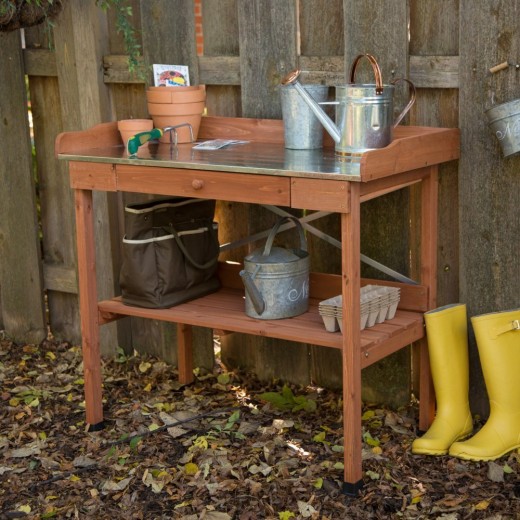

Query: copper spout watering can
left=282, top=54, right=416, bottom=155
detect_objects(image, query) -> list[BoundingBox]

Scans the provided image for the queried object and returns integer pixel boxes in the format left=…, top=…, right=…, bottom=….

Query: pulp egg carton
left=319, top=284, right=400, bottom=333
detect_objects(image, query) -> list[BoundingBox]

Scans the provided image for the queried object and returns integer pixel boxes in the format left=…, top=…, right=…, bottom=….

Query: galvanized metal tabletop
left=58, top=140, right=363, bottom=180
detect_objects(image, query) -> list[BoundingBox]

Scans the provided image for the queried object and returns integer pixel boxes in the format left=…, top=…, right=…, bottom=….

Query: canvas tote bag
left=120, top=197, right=220, bottom=308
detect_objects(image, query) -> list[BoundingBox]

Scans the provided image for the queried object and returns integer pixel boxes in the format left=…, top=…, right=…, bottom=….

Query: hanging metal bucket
left=239, top=216, right=309, bottom=320
left=485, top=98, right=520, bottom=157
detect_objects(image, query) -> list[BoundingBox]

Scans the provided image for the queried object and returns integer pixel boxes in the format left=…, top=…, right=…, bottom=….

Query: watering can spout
left=239, top=269, right=265, bottom=315
left=281, top=70, right=342, bottom=145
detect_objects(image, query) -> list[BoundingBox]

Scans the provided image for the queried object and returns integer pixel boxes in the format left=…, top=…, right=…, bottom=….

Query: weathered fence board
left=201, top=0, right=257, bottom=377
left=459, top=0, right=520, bottom=416
left=409, top=56, right=459, bottom=89
left=124, top=0, right=213, bottom=370
left=104, top=0, right=147, bottom=355
left=70, top=52, right=464, bottom=90
left=238, top=0, right=298, bottom=119
left=141, top=0, right=200, bottom=86
left=341, top=0, right=412, bottom=406
left=410, top=0, right=460, bottom=306
left=409, top=0, right=460, bottom=400
left=48, top=0, right=120, bottom=353
left=220, top=0, right=311, bottom=385
left=23, top=24, right=80, bottom=343
left=202, top=0, right=247, bottom=262
left=201, top=0, right=241, bottom=117
left=299, top=0, right=346, bottom=391
left=0, top=31, right=47, bottom=344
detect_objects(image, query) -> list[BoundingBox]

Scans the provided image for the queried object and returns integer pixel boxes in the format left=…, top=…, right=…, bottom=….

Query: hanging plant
left=1, top=0, right=143, bottom=77
left=0, top=0, right=63, bottom=32
left=96, top=0, right=142, bottom=75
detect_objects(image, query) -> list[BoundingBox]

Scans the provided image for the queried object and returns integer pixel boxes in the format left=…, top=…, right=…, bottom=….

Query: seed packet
left=153, top=64, right=190, bottom=87
left=192, top=140, right=249, bottom=150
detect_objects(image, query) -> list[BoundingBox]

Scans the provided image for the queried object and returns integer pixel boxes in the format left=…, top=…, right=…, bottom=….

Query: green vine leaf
left=96, top=0, right=145, bottom=78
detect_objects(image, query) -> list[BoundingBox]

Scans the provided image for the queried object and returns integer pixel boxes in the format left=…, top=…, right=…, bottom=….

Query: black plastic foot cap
left=87, top=421, right=105, bottom=432
left=342, top=479, right=364, bottom=497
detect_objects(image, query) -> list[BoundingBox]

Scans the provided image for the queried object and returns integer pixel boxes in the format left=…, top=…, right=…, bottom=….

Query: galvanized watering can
left=240, top=216, right=309, bottom=320
left=281, top=54, right=416, bottom=155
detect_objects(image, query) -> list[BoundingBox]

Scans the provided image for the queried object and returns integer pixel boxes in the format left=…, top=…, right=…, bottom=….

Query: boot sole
left=412, top=429, right=473, bottom=456
left=411, top=447, right=449, bottom=456
left=450, top=443, right=520, bottom=461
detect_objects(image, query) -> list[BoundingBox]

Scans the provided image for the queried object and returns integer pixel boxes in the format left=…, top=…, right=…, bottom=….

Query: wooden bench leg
left=75, top=189, right=104, bottom=430
left=418, top=167, right=439, bottom=430
left=177, top=323, right=194, bottom=384
left=341, top=186, right=364, bottom=496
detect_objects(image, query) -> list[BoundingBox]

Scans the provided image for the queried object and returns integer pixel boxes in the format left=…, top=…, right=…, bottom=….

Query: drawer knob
left=192, top=179, right=204, bottom=190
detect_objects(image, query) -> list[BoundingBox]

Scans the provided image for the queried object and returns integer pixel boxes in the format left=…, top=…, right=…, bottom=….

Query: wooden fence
left=0, top=0, right=518, bottom=414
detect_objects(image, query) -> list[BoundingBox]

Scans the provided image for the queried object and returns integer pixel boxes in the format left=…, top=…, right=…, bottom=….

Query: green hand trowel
left=127, top=128, right=163, bottom=157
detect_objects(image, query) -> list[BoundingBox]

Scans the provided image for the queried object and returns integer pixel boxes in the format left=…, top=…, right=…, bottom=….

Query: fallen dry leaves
left=1, top=335, right=519, bottom=519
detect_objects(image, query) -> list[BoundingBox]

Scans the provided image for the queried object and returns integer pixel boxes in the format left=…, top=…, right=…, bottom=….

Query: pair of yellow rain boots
left=412, top=304, right=520, bottom=461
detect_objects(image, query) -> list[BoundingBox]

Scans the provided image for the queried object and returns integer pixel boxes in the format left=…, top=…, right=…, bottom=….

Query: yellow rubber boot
left=412, top=304, right=473, bottom=455
left=449, top=308, right=520, bottom=461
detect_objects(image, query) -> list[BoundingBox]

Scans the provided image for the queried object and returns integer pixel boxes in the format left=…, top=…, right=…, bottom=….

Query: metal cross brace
left=220, top=204, right=417, bottom=285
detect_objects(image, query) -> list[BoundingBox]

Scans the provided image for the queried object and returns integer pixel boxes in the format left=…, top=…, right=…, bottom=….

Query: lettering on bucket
left=287, top=279, right=309, bottom=303
left=495, top=119, right=520, bottom=141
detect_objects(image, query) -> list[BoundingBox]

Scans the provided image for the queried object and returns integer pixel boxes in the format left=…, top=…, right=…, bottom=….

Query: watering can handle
left=263, top=216, right=307, bottom=257
left=390, top=77, right=417, bottom=127
left=349, top=54, right=384, bottom=94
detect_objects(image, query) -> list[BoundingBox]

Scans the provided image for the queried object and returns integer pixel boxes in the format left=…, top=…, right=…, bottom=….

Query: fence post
left=342, top=0, right=412, bottom=407
left=52, top=0, right=120, bottom=354
left=459, top=0, right=520, bottom=416
left=134, top=0, right=215, bottom=370
left=219, top=0, right=312, bottom=384
left=0, top=30, right=47, bottom=344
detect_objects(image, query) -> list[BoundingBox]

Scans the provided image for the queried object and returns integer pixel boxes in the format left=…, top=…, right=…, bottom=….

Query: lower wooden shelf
left=98, top=287, right=424, bottom=369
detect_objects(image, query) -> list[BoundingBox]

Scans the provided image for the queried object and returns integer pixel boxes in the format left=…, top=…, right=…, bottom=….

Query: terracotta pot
left=147, top=100, right=206, bottom=117
left=117, top=119, right=154, bottom=146
left=146, top=85, right=206, bottom=144
left=146, top=85, right=205, bottom=104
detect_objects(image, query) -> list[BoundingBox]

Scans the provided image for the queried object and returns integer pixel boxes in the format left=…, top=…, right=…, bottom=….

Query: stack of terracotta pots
left=146, top=85, right=206, bottom=144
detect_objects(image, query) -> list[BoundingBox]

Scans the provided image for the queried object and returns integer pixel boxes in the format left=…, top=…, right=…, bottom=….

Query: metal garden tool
left=127, top=123, right=194, bottom=157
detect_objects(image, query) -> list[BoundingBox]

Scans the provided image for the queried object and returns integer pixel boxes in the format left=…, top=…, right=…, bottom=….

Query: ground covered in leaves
left=1, top=335, right=519, bottom=520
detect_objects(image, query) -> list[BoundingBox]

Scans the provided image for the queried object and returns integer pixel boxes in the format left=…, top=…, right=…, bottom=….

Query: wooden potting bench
left=56, top=116, right=459, bottom=496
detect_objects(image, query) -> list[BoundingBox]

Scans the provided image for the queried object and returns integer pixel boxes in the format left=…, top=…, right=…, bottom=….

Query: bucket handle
left=263, top=216, right=307, bottom=257
left=390, top=77, right=417, bottom=127
left=349, top=54, right=384, bottom=94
